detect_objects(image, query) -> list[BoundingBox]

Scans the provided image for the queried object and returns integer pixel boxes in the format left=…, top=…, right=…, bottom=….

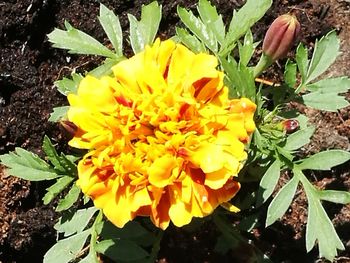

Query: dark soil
left=0, top=0, right=349, bottom=262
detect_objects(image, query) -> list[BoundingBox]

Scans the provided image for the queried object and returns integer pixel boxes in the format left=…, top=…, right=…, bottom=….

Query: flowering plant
left=1, top=0, right=350, bottom=262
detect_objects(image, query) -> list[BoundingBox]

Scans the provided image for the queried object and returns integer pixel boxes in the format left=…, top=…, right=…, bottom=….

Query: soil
left=0, top=0, right=349, bottom=262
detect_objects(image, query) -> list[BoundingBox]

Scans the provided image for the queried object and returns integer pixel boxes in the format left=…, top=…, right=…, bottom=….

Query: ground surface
left=0, top=0, right=349, bottom=262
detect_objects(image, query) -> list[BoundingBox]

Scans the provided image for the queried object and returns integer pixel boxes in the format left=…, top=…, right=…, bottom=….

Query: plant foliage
left=1, top=1, right=350, bottom=262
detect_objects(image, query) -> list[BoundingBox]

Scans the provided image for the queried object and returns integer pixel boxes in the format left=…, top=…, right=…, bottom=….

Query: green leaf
left=318, top=190, right=350, bottom=204
left=177, top=6, right=217, bottom=52
left=56, top=183, right=81, bottom=212
left=298, top=150, right=350, bottom=171
left=48, top=106, right=69, bottom=122
left=43, top=176, right=74, bottom=205
left=128, top=1, right=162, bottom=54
left=54, top=73, right=82, bottom=96
left=55, top=207, right=98, bottom=237
left=306, top=77, right=350, bottom=94
left=89, top=57, right=123, bottom=78
left=302, top=92, right=349, bottom=112
left=43, top=230, right=90, bottom=263
left=284, top=126, right=315, bottom=151
left=96, top=221, right=148, bottom=240
left=95, top=239, right=149, bottom=262
left=238, top=30, right=255, bottom=66
left=43, top=135, right=64, bottom=171
left=43, top=135, right=62, bottom=169
left=0, top=148, right=58, bottom=181
left=305, top=186, right=344, bottom=260
left=284, top=60, right=297, bottom=88
left=295, top=43, right=309, bottom=82
left=214, top=234, right=232, bottom=254
left=197, top=0, right=225, bottom=45
left=256, top=159, right=281, bottom=206
left=175, top=27, right=206, bottom=53
left=266, top=175, right=299, bottom=227
left=99, top=4, right=123, bottom=57
left=79, top=251, right=99, bottom=263
left=213, top=214, right=272, bottom=263
left=47, top=21, right=117, bottom=58
left=306, top=31, right=340, bottom=83
left=43, top=136, right=77, bottom=176
left=220, top=0, right=272, bottom=56
left=238, top=212, right=260, bottom=232
left=220, top=56, right=256, bottom=99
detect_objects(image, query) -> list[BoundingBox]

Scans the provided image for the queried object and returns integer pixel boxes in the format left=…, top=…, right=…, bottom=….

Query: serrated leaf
left=305, top=186, right=344, bottom=260
left=43, top=135, right=64, bottom=171
left=253, top=129, right=267, bottom=152
left=256, top=159, right=281, bottom=206
left=64, top=154, right=80, bottom=163
left=177, top=6, right=217, bottom=52
left=266, top=175, right=299, bottom=227
left=57, top=154, right=77, bottom=177
left=47, top=22, right=116, bottom=58
left=49, top=106, right=69, bottom=122
left=55, top=207, right=98, bottom=237
left=43, top=176, right=75, bottom=205
left=0, top=148, right=58, bottom=181
left=306, top=77, right=350, bottom=94
left=306, top=31, right=340, bottom=83
left=43, top=230, right=90, bottom=263
left=128, top=1, right=161, bottom=54
left=318, top=190, right=350, bottom=204
left=197, top=0, right=225, bottom=45
left=220, top=0, right=272, bottom=56
left=302, top=92, right=349, bottom=112
left=54, top=73, right=82, bottom=96
left=95, top=239, right=149, bottom=262
left=295, top=43, right=309, bottom=82
left=89, top=58, right=122, bottom=78
left=238, top=30, right=255, bottom=66
left=175, top=27, right=206, bottom=53
left=99, top=4, right=123, bottom=57
left=299, top=150, right=350, bottom=171
left=284, top=60, right=297, bottom=88
left=220, top=56, right=256, bottom=99
left=56, top=183, right=81, bottom=212
left=43, top=136, right=77, bottom=176
left=284, top=126, right=315, bottom=151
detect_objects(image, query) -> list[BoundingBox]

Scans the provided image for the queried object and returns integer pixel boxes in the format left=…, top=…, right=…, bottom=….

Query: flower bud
left=262, top=14, right=301, bottom=61
left=278, top=119, right=300, bottom=134
left=59, top=120, right=77, bottom=138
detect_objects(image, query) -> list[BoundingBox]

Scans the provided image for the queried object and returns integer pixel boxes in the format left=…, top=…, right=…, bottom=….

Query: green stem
left=254, top=53, right=273, bottom=78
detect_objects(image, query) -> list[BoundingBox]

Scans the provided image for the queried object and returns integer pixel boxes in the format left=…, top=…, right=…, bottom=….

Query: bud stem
left=254, top=53, right=273, bottom=77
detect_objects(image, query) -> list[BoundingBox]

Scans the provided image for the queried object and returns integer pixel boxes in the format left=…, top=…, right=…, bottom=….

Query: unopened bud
left=263, top=14, right=301, bottom=61
left=254, top=14, right=300, bottom=77
left=279, top=119, right=300, bottom=134
left=59, top=120, right=78, bottom=138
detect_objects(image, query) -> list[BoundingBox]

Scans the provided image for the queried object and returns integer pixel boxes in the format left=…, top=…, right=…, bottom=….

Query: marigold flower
left=67, top=39, right=256, bottom=229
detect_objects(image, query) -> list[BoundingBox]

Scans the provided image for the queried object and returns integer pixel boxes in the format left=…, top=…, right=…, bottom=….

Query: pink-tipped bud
left=59, top=120, right=78, bottom=138
left=262, top=14, right=300, bottom=61
left=280, top=119, right=300, bottom=134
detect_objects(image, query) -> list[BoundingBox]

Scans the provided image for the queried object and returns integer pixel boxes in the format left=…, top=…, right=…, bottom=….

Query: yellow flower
left=67, top=39, right=256, bottom=229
